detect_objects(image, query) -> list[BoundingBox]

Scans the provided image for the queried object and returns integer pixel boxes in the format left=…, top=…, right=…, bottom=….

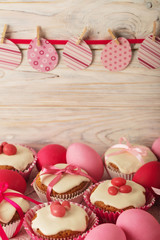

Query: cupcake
left=33, top=163, right=92, bottom=203
left=0, top=184, right=30, bottom=238
left=24, top=201, right=99, bottom=240
left=104, top=138, right=157, bottom=180
left=84, top=177, right=155, bottom=223
left=0, top=142, right=37, bottom=180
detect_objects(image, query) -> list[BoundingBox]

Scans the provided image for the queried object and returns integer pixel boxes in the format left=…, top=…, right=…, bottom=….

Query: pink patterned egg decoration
left=27, top=38, right=58, bottom=72
left=101, top=37, right=132, bottom=71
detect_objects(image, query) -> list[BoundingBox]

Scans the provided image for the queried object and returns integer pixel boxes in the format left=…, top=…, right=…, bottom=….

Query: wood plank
left=0, top=0, right=159, bottom=49
left=1, top=107, right=160, bottom=154
left=0, top=49, right=159, bottom=108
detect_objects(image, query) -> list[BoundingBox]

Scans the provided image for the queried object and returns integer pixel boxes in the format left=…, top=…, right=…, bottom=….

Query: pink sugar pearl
left=50, top=203, right=66, bottom=217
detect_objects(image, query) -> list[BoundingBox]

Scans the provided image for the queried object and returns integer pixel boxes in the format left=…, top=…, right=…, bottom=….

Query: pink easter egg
left=0, top=169, right=26, bottom=193
left=66, top=143, right=104, bottom=181
left=28, top=38, right=58, bottom=72
left=85, top=223, right=126, bottom=240
left=37, top=144, right=67, bottom=170
left=63, top=37, right=92, bottom=70
left=133, top=161, right=160, bottom=189
left=138, top=35, right=160, bottom=69
left=101, top=37, right=132, bottom=71
left=0, top=39, right=22, bottom=70
left=116, top=209, right=160, bottom=240
left=152, top=137, right=160, bottom=159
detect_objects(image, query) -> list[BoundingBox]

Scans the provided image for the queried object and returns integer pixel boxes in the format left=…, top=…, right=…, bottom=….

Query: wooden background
left=0, top=0, right=160, bottom=156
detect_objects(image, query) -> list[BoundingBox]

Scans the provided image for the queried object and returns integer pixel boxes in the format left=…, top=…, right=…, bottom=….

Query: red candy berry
left=108, top=186, right=118, bottom=195
left=51, top=201, right=61, bottom=206
left=62, top=201, right=71, bottom=210
left=0, top=145, right=2, bottom=154
left=119, top=185, right=132, bottom=193
left=111, top=177, right=126, bottom=187
left=3, top=144, right=17, bottom=156
left=50, top=203, right=66, bottom=217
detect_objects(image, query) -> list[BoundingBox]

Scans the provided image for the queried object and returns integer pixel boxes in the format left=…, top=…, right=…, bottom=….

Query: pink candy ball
left=37, top=144, right=67, bottom=170
left=116, top=209, right=160, bottom=240
left=152, top=138, right=160, bottom=159
left=50, top=203, right=66, bottom=217
left=66, top=143, right=104, bottom=181
left=85, top=223, right=126, bottom=240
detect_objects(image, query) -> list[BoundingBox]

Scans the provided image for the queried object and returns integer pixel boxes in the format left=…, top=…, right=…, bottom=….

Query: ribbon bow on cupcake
left=0, top=182, right=41, bottom=240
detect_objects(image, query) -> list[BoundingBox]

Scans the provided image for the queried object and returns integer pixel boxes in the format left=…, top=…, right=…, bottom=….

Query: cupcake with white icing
left=84, top=178, right=155, bottom=223
left=104, top=138, right=157, bottom=180
left=0, top=186, right=30, bottom=238
left=24, top=201, right=99, bottom=240
left=0, top=142, right=37, bottom=179
left=33, top=163, right=92, bottom=203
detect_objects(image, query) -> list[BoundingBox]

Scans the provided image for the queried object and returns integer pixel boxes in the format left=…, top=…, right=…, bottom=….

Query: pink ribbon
left=36, top=164, right=97, bottom=202
left=105, top=137, right=147, bottom=164
left=0, top=182, right=41, bottom=240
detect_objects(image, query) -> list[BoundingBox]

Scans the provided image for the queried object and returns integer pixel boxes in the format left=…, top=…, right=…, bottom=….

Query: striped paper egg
left=63, top=37, right=92, bottom=71
left=138, top=35, right=160, bottom=69
left=0, top=39, right=22, bottom=70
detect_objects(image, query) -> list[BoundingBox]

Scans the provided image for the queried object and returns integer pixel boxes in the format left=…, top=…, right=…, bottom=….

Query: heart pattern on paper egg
left=27, top=38, right=58, bottom=72
left=101, top=37, right=132, bottom=71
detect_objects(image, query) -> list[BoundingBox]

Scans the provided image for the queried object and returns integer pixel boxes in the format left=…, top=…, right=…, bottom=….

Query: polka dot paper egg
left=27, top=38, right=58, bottom=72
left=101, top=37, right=132, bottom=71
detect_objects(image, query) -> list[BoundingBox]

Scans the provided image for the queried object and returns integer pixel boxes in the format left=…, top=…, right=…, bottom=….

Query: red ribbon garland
left=8, top=39, right=144, bottom=45
left=0, top=182, right=41, bottom=240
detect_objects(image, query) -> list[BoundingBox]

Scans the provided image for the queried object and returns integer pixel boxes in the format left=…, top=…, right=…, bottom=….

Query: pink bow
left=105, top=137, right=147, bottom=164
left=38, top=164, right=97, bottom=202
left=0, top=182, right=41, bottom=240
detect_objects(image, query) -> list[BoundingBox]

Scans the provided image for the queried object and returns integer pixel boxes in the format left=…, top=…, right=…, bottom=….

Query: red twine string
left=9, top=39, right=144, bottom=45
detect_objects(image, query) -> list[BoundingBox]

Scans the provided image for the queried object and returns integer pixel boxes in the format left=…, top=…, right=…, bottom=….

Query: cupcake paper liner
left=83, top=181, right=155, bottom=223
left=1, top=219, right=21, bottom=239
left=23, top=202, right=99, bottom=240
left=105, top=164, right=135, bottom=180
left=17, top=144, right=37, bottom=180
left=33, top=181, right=92, bottom=204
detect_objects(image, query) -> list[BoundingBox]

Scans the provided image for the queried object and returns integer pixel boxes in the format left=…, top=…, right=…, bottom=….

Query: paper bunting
left=101, top=37, right=132, bottom=71
left=62, top=37, right=92, bottom=71
left=27, top=38, right=58, bottom=72
left=138, top=35, right=160, bottom=69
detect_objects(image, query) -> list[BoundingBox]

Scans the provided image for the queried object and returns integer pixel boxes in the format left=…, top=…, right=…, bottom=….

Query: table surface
left=11, top=167, right=160, bottom=239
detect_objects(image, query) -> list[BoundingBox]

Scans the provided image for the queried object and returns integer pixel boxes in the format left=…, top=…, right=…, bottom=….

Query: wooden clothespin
left=1, top=24, right=7, bottom=44
left=37, top=26, right=41, bottom=46
left=152, top=21, right=156, bottom=41
left=108, top=29, right=120, bottom=45
left=76, top=27, right=87, bottom=45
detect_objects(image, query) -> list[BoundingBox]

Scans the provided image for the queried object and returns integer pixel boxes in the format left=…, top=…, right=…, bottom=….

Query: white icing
left=105, top=145, right=157, bottom=174
left=40, top=163, right=90, bottom=193
left=0, top=145, right=34, bottom=171
left=0, top=189, right=30, bottom=223
left=90, top=180, right=146, bottom=209
left=32, top=204, right=88, bottom=236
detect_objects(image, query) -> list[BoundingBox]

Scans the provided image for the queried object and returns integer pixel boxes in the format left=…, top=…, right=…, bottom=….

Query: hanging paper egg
left=138, top=35, right=160, bottom=69
left=101, top=37, right=132, bottom=71
left=27, top=38, right=58, bottom=72
left=0, top=39, right=22, bottom=70
left=62, top=37, right=92, bottom=71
